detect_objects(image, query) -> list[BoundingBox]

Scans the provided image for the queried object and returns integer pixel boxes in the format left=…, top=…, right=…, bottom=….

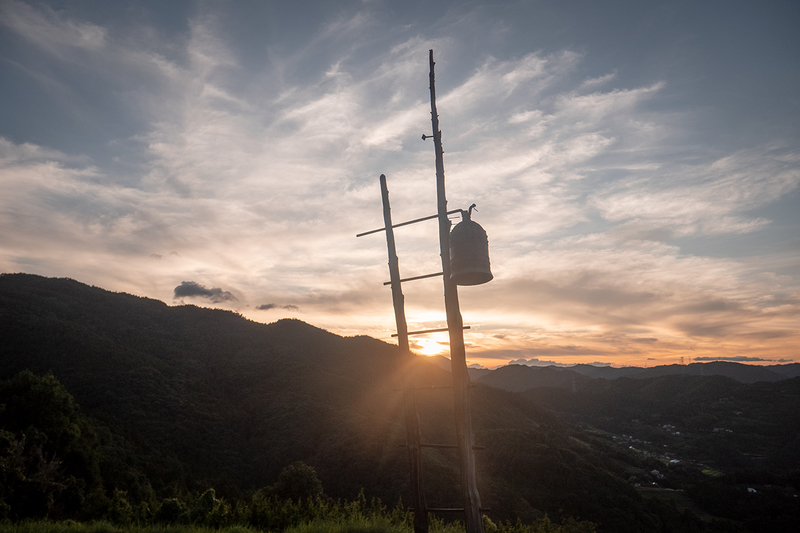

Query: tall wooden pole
left=428, top=50, right=484, bottom=533
left=381, top=175, right=409, bottom=353
left=380, top=175, right=428, bottom=533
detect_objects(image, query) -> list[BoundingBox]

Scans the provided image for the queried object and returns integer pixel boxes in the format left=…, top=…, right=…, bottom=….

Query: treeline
left=0, top=368, right=714, bottom=533
left=0, top=371, right=596, bottom=533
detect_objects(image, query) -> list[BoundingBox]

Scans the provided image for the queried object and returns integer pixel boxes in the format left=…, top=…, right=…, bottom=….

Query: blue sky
left=1, top=0, right=798, bottom=367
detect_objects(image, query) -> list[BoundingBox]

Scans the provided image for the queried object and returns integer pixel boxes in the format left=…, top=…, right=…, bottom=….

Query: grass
left=0, top=521, right=458, bottom=533
left=0, top=522, right=260, bottom=533
left=285, top=518, right=412, bottom=533
left=0, top=520, right=438, bottom=533
left=0, top=517, right=595, bottom=533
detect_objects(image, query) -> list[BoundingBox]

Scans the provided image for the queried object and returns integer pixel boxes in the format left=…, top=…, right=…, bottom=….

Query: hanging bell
left=449, top=206, right=493, bottom=286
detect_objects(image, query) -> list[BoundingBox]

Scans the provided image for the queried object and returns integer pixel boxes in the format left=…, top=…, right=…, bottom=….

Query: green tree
left=153, top=497, right=186, bottom=523
left=0, top=371, right=104, bottom=519
left=275, top=461, right=324, bottom=502
left=191, top=488, right=218, bottom=523
left=107, top=488, right=133, bottom=525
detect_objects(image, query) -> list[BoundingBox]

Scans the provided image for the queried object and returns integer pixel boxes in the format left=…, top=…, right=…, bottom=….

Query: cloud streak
left=173, top=281, right=237, bottom=303
left=0, top=1, right=798, bottom=367
left=256, top=303, right=299, bottom=311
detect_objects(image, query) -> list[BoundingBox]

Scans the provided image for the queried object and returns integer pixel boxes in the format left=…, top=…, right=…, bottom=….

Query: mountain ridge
left=1, top=273, right=668, bottom=531
left=472, top=359, right=799, bottom=394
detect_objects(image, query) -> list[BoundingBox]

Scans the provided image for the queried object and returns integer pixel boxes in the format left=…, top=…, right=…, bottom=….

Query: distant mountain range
left=474, top=364, right=592, bottom=392
left=569, top=361, right=800, bottom=382
left=427, top=357, right=800, bottom=394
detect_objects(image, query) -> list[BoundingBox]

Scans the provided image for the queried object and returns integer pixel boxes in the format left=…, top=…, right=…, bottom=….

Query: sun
left=412, top=337, right=448, bottom=357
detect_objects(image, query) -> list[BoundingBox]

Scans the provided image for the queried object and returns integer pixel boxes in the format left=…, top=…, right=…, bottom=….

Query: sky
left=1, top=0, right=799, bottom=369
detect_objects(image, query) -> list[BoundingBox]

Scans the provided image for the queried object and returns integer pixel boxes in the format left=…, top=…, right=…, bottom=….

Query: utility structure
left=357, top=50, right=491, bottom=533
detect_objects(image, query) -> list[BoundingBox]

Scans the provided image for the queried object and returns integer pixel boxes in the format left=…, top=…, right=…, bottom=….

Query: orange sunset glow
left=1, top=0, right=798, bottom=370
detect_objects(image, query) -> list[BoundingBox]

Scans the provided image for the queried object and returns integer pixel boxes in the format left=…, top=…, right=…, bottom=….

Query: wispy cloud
left=591, top=146, right=800, bottom=238
left=0, top=1, right=797, bottom=367
left=0, top=0, right=108, bottom=57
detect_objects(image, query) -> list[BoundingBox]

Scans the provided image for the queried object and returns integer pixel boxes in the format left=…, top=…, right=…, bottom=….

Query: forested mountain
left=628, top=362, right=798, bottom=383
left=2, top=273, right=798, bottom=532
left=476, top=364, right=590, bottom=392
left=1, top=273, right=681, bottom=532
left=0, top=274, right=428, bottom=498
left=522, top=375, right=800, bottom=530
left=525, top=374, right=800, bottom=470
left=476, top=360, right=800, bottom=393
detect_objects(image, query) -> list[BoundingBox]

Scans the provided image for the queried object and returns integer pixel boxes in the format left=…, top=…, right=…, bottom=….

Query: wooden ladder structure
left=356, top=50, right=485, bottom=533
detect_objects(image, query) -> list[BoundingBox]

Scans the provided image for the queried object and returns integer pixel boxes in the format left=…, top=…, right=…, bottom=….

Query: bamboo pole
left=380, top=174, right=428, bottom=533
left=427, top=50, right=484, bottom=533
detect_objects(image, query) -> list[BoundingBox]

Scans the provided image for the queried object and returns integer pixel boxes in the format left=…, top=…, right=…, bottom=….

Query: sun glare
left=413, top=337, right=447, bottom=357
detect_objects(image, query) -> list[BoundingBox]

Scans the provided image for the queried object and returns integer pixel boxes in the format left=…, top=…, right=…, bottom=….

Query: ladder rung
left=384, top=272, right=443, bottom=285
left=392, top=326, right=470, bottom=337
left=356, top=209, right=463, bottom=237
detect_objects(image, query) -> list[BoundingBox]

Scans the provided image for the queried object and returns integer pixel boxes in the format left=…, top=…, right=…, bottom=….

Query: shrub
left=106, top=489, right=132, bottom=525
left=153, top=497, right=185, bottom=524
left=275, top=461, right=324, bottom=502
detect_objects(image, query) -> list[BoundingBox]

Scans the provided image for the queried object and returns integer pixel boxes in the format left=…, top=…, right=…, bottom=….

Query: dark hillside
left=524, top=374, right=800, bottom=470
left=567, top=364, right=644, bottom=380
left=634, top=362, right=785, bottom=383
left=0, top=273, right=708, bottom=531
left=524, top=375, right=800, bottom=530
left=768, top=363, right=800, bottom=378
left=0, top=274, right=419, bottom=497
left=476, top=364, right=591, bottom=392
